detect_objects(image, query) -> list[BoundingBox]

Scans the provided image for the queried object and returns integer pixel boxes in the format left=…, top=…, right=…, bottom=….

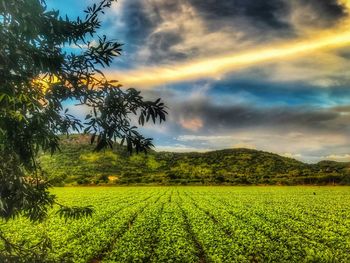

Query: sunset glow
left=114, top=28, right=350, bottom=87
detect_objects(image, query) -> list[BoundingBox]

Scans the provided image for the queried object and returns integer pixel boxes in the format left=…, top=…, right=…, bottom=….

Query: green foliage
left=40, top=135, right=350, bottom=186
left=0, top=0, right=166, bottom=223
left=56, top=205, right=94, bottom=221
left=0, top=153, right=55, bottom=222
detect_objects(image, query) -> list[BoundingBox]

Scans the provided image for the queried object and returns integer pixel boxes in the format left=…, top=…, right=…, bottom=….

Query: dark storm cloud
left=106, top=0, right=191, bottom=64
left=207, top=77, right=350, bottom=106
left=189, top=0, right=290, bottom=29
left=332, top=105, right=350, bottom=112
left=187, top=0, right=346, bottom=30
left=111, top=0, right=348, bottom=65
left=302, top=0, right=347, bottom=26
left=145, top=30, right=188, bottom=63
left=172, top=97, right=349, bottom=132
left=120, top=1, right=156, bottom=45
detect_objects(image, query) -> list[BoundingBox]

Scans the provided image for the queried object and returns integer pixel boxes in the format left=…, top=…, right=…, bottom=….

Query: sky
left=47, top=0, right=350, bottom=163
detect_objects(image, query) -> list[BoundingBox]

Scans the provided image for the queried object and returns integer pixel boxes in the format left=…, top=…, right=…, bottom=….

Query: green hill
left=39, top=135, right=350, bottom=186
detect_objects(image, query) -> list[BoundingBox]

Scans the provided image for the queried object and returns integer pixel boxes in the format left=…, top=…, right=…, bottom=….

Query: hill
left=39, top=135, right=350, bottom=186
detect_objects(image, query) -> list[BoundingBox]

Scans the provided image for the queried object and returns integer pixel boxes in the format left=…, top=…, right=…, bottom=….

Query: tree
left=0, top=0, right=167, bottom=258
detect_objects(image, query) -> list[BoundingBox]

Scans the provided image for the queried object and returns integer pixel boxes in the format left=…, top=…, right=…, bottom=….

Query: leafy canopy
left=0, top=0, right=167, bottom=224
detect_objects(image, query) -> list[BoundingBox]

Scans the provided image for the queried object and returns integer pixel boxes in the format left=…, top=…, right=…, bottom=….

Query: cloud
left=132, top=79, right=350, bottom=163
left=325, top=154, right=350, bottom=161
left=101, top=0, right=350, bottom=89
left=111, top=28, right=350, bottom=88
left=114, top=0, right=346, bottom=52
left=48, top=0, right=350, bottom=164
left=188, top=0, right=291, bottom=30
left=331, top=105, right=350, bottom=113
left=170, top=96, right=350, bottom=133
left=156, top=144, right=210, bottom=152
left=232, top=143, right=257, bottom=149
left=288, top=0, right=347, bottom=32
left=134, top=89, right=350, bottom=163
left=179, top=117, right=203, bottom=131
left=177, top=135, right=234, bottom=142
left=283, top=152, right=302, bottom=159
left=172, top=130, right=348, bottom=163
left=114, top=1, right=155, bottom=46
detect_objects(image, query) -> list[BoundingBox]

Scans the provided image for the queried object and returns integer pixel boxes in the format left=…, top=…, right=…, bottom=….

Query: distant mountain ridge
left=39, top=135, right=350, bottom=185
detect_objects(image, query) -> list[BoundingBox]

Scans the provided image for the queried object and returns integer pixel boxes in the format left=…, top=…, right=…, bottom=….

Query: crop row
left=0, top=186, right=349, bottom=262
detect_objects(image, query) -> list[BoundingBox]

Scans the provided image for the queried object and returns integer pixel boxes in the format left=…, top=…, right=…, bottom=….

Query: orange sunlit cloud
left=179, top=117, right=203, bottom=131
left=108, top=27, right=350, bottom=88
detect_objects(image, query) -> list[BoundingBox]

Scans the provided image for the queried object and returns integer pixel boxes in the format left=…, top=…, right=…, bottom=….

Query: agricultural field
left=1, top=186, right=350, bottom=262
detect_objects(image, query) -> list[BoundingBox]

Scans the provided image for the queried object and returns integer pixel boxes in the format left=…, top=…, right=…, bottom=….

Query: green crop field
left=1, top=186, right=350, bottom=262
